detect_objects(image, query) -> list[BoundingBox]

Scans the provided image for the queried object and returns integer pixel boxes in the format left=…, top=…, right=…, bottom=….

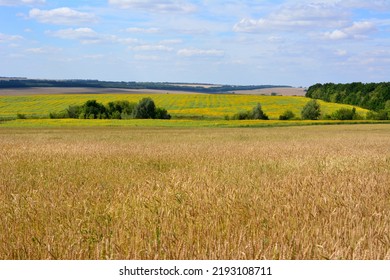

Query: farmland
left=0, top=93, right=369, bottom=121
left=0, top=90, right=389, bottom=260
left=1, top=125, right=390, bottom=259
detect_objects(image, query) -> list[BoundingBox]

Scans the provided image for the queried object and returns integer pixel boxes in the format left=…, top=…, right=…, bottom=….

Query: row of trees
left=297, top=99, right=366, bottom=120
left=306, top=82, right=390, bottom=111
left=227, top=102, right=298, bottom=121
left=227, top=100, right=373, bottom=121
left=17, top=97, right=390, bottom=121
left=229, top=103, right=270, bottom=120
left=294, top=99, right=390, bottom=120
left=0, top=78, right=289, bottom=94
left=49, top=98, right=171, bottom=120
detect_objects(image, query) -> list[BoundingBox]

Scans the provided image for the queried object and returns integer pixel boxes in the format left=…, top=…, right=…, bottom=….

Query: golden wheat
left=0, top=125, right=389, bottom=259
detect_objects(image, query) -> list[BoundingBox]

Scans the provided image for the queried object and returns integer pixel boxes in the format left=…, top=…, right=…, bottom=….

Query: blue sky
left=1, top=0, right=390, bottom=86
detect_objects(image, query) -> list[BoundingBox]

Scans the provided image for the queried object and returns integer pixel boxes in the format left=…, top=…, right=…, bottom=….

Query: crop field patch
left=1, top=124, right=389, bottom=259
left=0, top=93, right=369, bottom=120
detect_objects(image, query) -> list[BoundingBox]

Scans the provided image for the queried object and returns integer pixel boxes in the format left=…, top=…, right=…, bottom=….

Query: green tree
left=231, top=111, right=251, bottom=120
left=155, top=107, right=171, bottom=119
left=66, top=105, right=81, bottom=118
left=133, top=97, right=156, bottom=119
left=331, top=107, right=358, bottom=120
left=48, top=98, right=170, bottom=120
left=279, top=110, right=295, bottom=120
left=251, top=103, right=269, bottom=120
left=301, top=99, right=321, bottom=120
left=231, top=103, right=269, bottom=120
left=81, top=100, right=106, bottom=119
left=111, top=111, right=121, bottom=119
left=366, top=110, right=389, bottom=120
left=385, top=100, right=390, bottom=110
left=16, top=113, right=26, bottom=119
left=106, top=100, right=136, bottom=119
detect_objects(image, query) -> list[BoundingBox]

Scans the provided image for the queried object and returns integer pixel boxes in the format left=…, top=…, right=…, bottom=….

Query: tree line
left=0, top=78, right=289, bottom=93
left=306, top=82, right=390, bottom=111
left=49, top=97, right=171, bottom=120
left=10, top=97, right=388, bottom=121
left=226, top=100, right=371, bottom=121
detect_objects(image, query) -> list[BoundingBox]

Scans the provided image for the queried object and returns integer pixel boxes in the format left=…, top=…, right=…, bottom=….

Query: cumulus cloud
left=47, top=28, right=139, bottom=45
left=25, top=46, right=61, bottom=54
left=233, top=2, right=347, bottom=32
left=335, top=49, right=348, bottom=57
left=267, top=36, right=284, bottom=43
left=132, top=44, right=173, bottom=51
left=115, top=37, right=139, bottom=44
left=324, top=21, right=376, bottom=40
left=29, top=7, right=97, bottom=25
left=0, top=33, right=23, bottom=43
left=134, top=54, right=161, bottom=61
left=290, top=0, right=390, bottom=11
left=47, top=28, right=101, bottom=44
left=0, top=0, right=45, bottom=6
left=108, top=0, right=197, bottom=13
left=325, top=30, right=348, bottom=40
left=125, top=27, right=160, bottom=33
left=25, top=47, right=46, bottom=53
left=83, top=54, right=105, bottom=59
left=159, top=39, right=182, bottom=45
left=342, top=0, right=390, bottom=10
left=177, top=48, right=224, bottom=57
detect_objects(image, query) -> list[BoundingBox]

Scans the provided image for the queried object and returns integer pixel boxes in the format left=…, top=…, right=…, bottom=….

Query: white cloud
left=335, top=49, right=348, bottom=56
left=132, top=44, right=173, bottom=51
left=125, top=27, right=160, bottom=33
left=0, top=0, right=45, bottom=6
left=288, top=0, right=390, bottom=10
left=267, top=36, right=284, bottom=43
left=134, top=54, right=161, bottom=61
left=115, top=37, right=139, bottom=44
left=324, top=30, right=348, bottom=40
left=177, top=48, right=225, bottom=57
left=108, top=0, right=197, bottom=13
left=47, top=28, right=139, bottom=46
left=159, top=39, right=182, bottom=45
left=25, top=46, right=61, bottom=54
left=47, top=28, right=101, bottom=44
left=343, top=49, right=390, bottom=68
left=25, top=47, right=46, bottom=53
left=29, top=7, right=97, bottom=25
left=0, top=33, right=23, bottom=43
left=342, top=0, right=390, bottom=10
left=83, top=54, right=105, bottom=59
left=324, top=21, right=376, bottom=40
left=233, top=2, right=347, bottom=33
left=344, top=21, right=376, bottom=35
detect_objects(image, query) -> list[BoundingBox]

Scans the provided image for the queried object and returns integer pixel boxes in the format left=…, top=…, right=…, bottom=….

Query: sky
left=1, top=0, right=390, bottom=86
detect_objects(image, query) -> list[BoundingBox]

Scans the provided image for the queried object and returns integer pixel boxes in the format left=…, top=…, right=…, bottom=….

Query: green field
left=0, top=93, right=369, bottom=121
left=1, top=118, right=387, bottom=128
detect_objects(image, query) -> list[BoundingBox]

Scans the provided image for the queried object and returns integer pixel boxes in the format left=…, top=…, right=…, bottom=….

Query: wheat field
left=1, top=124, right=389, bottom=259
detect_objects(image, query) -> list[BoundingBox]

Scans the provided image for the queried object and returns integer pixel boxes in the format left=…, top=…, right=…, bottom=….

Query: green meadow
left=1, top=119, right=386, bottom=129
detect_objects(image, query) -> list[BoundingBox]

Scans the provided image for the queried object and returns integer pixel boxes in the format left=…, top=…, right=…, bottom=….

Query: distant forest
left=306, top=82, right=390, bottom=111
left=0, top=78, right=289, bottom=94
